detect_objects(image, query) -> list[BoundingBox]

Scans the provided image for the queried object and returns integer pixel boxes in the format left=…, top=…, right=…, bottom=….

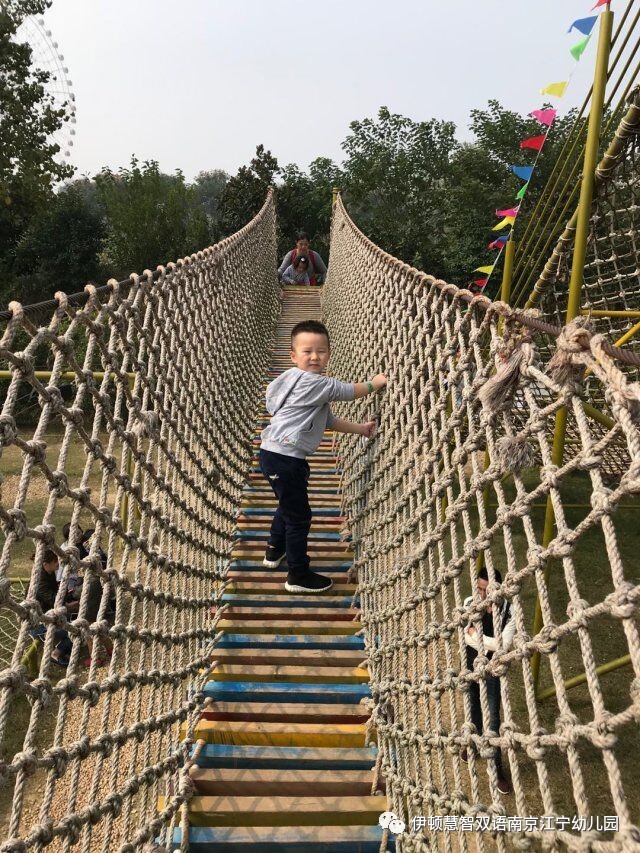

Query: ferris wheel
left=16, top=15, right=76, bottom=164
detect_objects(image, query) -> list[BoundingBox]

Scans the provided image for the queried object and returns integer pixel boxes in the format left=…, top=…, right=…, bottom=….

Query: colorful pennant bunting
left=511, top=166, right=534, bottom=182
left=520, top=135, right=546, bottom=151
left=540, top=81, right=569, bottom=97
left=493, top=216, right=516, bottom=231
left=470, top=1, right=606, bottom=291
left=571, top=35, right=592, bottom=60
left=530, top=108, right=557, bottom=126
left=496, top=206, right=519, bottom=218
left=568, top=15, right=598, bottom=35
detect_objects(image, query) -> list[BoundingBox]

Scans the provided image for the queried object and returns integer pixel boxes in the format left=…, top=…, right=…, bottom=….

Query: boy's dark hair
left=294, top=255, right=309, bottom=268
left=477, top=567, right=502, bottom=583
left=33, top=549, right=58, bottom=565
left=296, top=231, right=309, bottom=242
left=291, top=320, right=330, bottom=347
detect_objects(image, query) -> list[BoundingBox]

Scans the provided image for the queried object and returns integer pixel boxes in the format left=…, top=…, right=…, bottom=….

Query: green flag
left=571, top=35, right=591, bottom=61
left=516, top=183, right=529, bottom=201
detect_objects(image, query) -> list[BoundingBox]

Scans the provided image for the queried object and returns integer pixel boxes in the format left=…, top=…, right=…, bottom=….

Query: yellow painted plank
left=158, top=794, right=385, bottom=827
left=209, top=664, right=369, bottom=684
left=187, top=720, right=369, bottom=748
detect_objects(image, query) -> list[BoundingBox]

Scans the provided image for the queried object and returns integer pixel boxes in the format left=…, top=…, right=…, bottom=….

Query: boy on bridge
left=259, top=319, right=386, bottom=592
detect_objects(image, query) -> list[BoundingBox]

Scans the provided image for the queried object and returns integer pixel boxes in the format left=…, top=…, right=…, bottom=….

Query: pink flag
left=495, top=206, right=519, bottom=218
left=530, top=109, right=557, bottom=126
left=591, top=0, right=609, bottom=8
left=520, top=135, right=546, bottom=151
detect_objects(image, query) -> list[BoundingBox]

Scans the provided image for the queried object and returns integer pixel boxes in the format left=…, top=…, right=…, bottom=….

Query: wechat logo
left=379, top=810, right=406, bottom=835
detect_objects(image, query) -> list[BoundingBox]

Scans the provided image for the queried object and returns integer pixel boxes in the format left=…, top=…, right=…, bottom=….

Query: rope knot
left=547, top=317, right=591, bottom=390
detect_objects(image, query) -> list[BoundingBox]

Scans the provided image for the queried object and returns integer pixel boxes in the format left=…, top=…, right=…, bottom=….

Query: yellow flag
left=540, top=81, right=568, bottom=98
left=474, top=266, right=495, bottom=275
left=493, top=216, right=515, bottom=231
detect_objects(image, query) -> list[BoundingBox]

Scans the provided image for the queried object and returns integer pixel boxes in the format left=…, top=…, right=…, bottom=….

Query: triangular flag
left=530, top=109, right=557, bottom=127
left=516, top=182, right=529, bottom=200
left=571, top=35, right=591, bottom=61
left=511, top=165, right=534, bottom=182
left=540, top=81, right=568, bottom=98
left=493, top=216, right=515, bottom=231
left=520, top=135, right=546, bottom=151
left=591, top=0, right=609, bottom=8
left=496, top=206, right=519, bottom=218
left=489, top=236, right=509, bottom=250
left=473, top=278, right=489, bottom=289
left=474, top=265, right=495, bottom=275
left=568, top=15, right=598, bottom=35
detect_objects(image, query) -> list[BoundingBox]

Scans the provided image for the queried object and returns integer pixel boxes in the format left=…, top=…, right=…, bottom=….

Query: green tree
left=193, top=169, right=229, bottom=242
left=11, top=180, right=106, bottom=303
left=95, top=158, right=210, bottom=277
left=0, top=0, right=75, bottom=299
left=276, top=157, right=342, bottom=260
left=219, top=145, right=280, bottom=236
left=341, top=107, right=458, bottom=275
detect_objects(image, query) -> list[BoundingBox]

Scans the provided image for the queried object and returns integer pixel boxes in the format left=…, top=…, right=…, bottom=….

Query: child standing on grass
left=259, top=319, right=387, bottom=592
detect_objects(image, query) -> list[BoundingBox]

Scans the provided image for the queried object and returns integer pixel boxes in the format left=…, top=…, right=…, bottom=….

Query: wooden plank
left=191, top=744, right=377, bottom=770
left=210, top=649, right=366, bottom=667
left=224, top=581, right=356, bottom=595
left=209, top=664, right=369, bottom=684
left=216, top=634, right=364, bottom=650
left=188, top=719, right=368, bottom=748
left=160, top=794, right=386, bottom=827
left=189, top=767, right=379, bottom=797
left=203, top=681, right=369, bottom=704
left=220, top=595, right=355, bottom=609
left=217, top=620, right=361, bottom=635
left=201, top=701, right=370, bottom=724
left=171, top=824, right=393, bottom=852
left=216, top=609, right=359, bottom=622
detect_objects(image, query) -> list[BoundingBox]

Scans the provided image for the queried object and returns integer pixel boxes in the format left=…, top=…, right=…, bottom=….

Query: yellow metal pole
left=537, top=654, right=631, bottom=702
left=531, top=8, right=614, bottom=697
left=579, top=309, right=640, bottom=318
left=477, top=241, right=517, bottom=571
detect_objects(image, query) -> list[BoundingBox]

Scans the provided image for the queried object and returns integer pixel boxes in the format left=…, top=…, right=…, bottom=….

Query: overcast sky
left=41, top=0, right=606, bottom=180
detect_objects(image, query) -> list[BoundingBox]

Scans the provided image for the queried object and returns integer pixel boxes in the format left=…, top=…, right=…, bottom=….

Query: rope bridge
left=0, top=184, right=638, bottom=851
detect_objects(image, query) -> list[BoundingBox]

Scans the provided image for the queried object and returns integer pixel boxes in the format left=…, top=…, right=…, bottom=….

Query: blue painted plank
left=204, top=681, right=369, bottom=704
left=191, top=744, right=378, bottom=770
left=170, top=826, right=395, bottom=852
left=216, top=634, right=364, bottom=650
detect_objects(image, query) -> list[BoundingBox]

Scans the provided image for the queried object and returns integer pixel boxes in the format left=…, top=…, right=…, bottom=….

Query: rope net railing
left=521, top=88, right=640, bottom=479
left=324, top=195, right=640, bottom=851
left=0, top=191, right=279, bottom=850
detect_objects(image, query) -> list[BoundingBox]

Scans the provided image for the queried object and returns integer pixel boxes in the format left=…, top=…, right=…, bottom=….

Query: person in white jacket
left=463, top=567, right=515, bottom=794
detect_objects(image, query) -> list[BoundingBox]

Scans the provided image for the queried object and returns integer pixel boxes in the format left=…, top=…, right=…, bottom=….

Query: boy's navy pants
left=259, top=448, right=311, bottom=577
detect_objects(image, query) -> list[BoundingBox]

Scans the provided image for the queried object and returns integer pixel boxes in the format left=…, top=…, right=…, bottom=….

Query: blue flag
left=511, top=165, right=534, bottom=182
left=568, top=15, right=597, bottom=36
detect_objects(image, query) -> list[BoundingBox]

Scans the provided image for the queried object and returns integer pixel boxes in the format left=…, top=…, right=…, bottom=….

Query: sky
left=39, top=0, right=606, bottom=181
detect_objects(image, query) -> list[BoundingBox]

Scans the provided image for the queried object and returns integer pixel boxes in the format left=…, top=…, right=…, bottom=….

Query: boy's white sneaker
left=285, top=570, right=333, bottom=593
left=263, top=546, right=286, bottom=568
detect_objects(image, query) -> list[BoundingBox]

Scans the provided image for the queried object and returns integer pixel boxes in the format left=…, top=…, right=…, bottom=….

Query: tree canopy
left=0, top=6, right=577, bottom=309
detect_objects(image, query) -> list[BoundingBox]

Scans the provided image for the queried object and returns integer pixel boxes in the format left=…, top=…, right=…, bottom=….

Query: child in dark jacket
left=260, top=319, right=386, bottom=592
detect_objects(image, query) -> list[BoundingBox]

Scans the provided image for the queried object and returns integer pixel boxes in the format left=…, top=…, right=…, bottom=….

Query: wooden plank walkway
left=169, top=286, right=390, bottom=850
